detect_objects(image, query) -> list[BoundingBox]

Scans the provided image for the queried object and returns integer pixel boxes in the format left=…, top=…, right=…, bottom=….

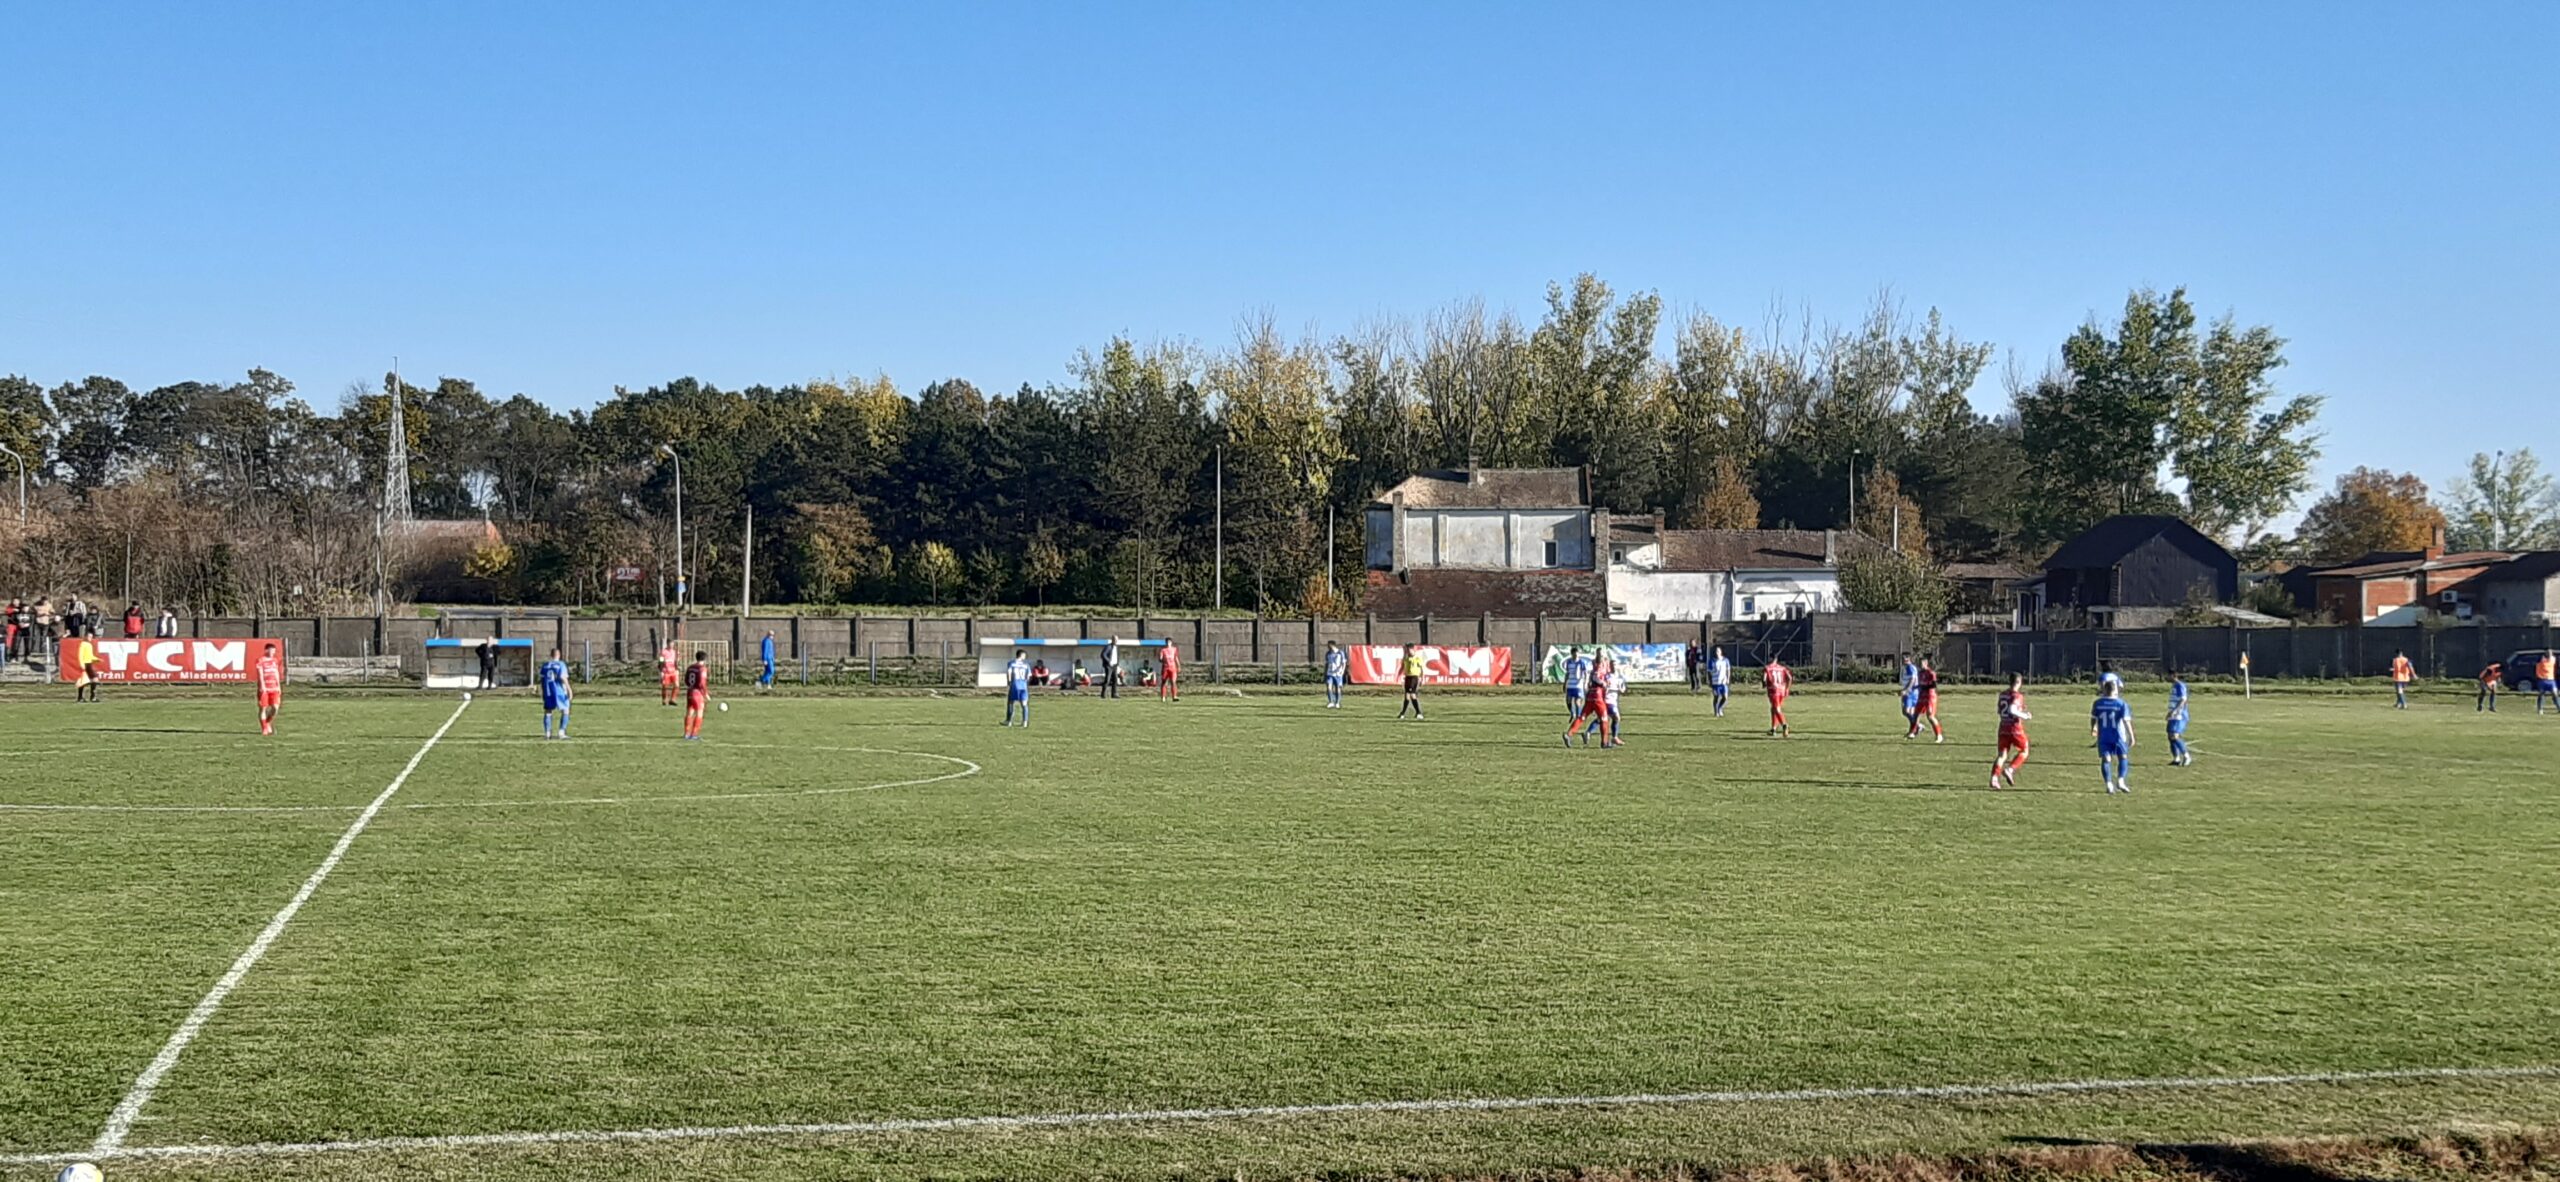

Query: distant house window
left=1543, top=541, right=1559, bottom=567
left=1740, top=595, right=1757, bottom=617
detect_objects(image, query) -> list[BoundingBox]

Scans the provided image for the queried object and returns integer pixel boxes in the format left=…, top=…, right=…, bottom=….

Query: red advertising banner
left=1345, top=644, right=1514, bottom=686
left=57, top=638, right=285, bottom=683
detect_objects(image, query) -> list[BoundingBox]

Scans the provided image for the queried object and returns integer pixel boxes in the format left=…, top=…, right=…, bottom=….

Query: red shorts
left=1768, top=692, right=1788, bottom=707
left=1999, top=727, right=2029, bottom=751
left=686, top=689, right=707, bottom=711
left=258, top=690, right=281, bottom=709
left=661, top=668, right=679, bottom=686
left=1917, top=690, right=1938, bottom=713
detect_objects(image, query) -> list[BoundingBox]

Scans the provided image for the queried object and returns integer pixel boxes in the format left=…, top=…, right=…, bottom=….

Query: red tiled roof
left=1373, top=468, right=1585, bottom=510
left=1656, top=529, right=1881, bottom=572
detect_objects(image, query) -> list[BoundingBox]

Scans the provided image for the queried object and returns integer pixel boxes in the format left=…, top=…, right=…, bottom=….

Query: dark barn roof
left=2483, top=551, right=2560, bottom=581
left=2042, top=515, right=2231, bottom=570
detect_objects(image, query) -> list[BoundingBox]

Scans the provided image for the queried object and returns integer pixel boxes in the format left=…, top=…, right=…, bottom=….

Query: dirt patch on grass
left=1417, top=1129, right=2560, bottom=1182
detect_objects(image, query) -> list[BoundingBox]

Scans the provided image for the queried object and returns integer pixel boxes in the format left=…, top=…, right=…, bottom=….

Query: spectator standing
left=476, top=639, right=498, bottom=689
left=156, top=607, right=179, bottom=638
left=124, top=602, right=145, bottom=639
left=3, top=597, right=20, bottom=661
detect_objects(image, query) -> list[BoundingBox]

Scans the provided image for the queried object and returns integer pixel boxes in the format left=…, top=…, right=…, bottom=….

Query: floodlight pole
left=1847, top=449, right=1861, bottom=532
left=0, top=442, right=24, bottom=523
left=1213, top=444, right=1224, bottom=611
left=659, top=443, right=685, bottom=613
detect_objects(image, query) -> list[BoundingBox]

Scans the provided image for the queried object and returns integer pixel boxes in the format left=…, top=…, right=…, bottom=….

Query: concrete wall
left=2479, top=574, right=2560, bottom=626
left=1607, top=570, right=1730, bottom=622
left=1380, top=507, right=1591, bottom=570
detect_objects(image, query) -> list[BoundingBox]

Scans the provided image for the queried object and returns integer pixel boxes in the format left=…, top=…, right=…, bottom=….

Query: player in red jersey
left=1908, top=657, right=1945, bottom=743
left=1763, top=658, right=1793, bottom=737
left=1158, top=641, right=1181, bottom=702
left=1991, top=673, right=2031, bottom=788
left=255, top=648, right=284, bottom=736
left=658, top=642, right=681, bottom=706
left=680, top=651, right=710, bottom=739
left=1562, top=653, right=1614, bottom=747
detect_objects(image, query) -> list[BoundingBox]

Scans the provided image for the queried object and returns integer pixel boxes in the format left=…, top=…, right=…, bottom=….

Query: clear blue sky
left=5, top=1, right=2552, bottom=499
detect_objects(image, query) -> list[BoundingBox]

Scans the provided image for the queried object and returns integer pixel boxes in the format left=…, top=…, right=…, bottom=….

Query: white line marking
left=7, top=1063, right=2550, bottom=1167
left=0, top=747, right=980, bottom=814
left=86, top=699, right=472, bottom=1156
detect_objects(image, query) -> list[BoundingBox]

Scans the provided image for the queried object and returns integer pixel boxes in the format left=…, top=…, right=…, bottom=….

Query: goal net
left=422, top=638, right=537, bottom=690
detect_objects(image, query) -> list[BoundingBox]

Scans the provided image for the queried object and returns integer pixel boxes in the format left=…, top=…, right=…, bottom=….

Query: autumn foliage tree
left=2298, top=468, right=2448, bottom=563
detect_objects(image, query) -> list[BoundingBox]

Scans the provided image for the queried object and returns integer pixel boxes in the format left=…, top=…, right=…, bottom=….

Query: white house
left=1604, top=518, right=1879, bottom=622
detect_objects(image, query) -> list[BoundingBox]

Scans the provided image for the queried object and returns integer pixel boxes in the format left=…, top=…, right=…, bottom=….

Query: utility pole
left=1326, top=505, right=1336, bottom=601
left=658, top=444, right=686, bottom=614
left=1213, top=444, right=1224, bottom=612
left=741, top=504, right=753, bottom=617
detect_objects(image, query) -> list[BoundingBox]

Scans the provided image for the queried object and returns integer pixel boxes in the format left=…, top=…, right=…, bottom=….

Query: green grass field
left=4, top=681, right=2557, bottom=1181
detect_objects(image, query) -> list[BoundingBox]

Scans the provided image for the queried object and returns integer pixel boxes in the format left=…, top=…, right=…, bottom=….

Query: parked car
left=2501, top=650, right=2557, bottom=691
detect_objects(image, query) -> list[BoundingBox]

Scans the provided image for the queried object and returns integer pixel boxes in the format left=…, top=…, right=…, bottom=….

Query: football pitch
left=4, top=684, right=2557, bottom=1180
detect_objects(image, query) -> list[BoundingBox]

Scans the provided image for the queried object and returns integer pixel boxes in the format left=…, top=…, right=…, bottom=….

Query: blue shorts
left=2167, top=720, right=2186, bottom=735
left=1326, top=674, right=1344, bottom=686
left=2541, top=680, right=2558, bottom=695
left=542, top=692, right=567, bottom=711
left=1008, top=685, right=1028, bottom=702
left=2097, top=741, right=2129, bottom=758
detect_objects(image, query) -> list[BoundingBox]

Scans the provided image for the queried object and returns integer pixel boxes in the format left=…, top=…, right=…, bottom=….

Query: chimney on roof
left=1823, top=530, right=1837, bottom=565
left=2426, top=524, right=2446, bottom=561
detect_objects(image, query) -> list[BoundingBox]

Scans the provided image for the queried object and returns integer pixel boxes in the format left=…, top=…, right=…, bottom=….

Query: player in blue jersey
left=2090, top=683, right=2134, bottom=794
left=1004, top=649, right=1032, bottom=727
left=1898, top=655, right=1922, bottom=736
left=539, top=646, right=572, bottom=739
left=1708, top=647, right=1731, bottom=717
left=1562, top=647, right=1592, bottom=720
left=1323, top=641, right=1348, bottom=709
left=2166, top=674, right=2192, bottom=766
left=758, top=629, right=778, bottom=691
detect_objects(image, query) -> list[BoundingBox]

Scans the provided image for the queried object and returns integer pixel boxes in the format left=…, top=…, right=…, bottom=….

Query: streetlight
left=0, top=442, right=22, bottom=523
left=658, top=443, right=685, bottom=611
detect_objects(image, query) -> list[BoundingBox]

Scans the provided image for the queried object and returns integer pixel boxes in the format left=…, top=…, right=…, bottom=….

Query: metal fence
left=25, top=611, right=2546, bottom=687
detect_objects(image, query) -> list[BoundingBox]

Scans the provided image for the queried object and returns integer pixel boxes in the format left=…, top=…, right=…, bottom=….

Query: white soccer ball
left=58, top=1163, right=104, bottom=1182
left=460, top=692, right=473, bottom=703
left=717, top=701, right=728, bottom=712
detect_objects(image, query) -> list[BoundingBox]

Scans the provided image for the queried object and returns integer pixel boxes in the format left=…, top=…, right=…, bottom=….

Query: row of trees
left=2, top=277, right=2537, bottom=614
